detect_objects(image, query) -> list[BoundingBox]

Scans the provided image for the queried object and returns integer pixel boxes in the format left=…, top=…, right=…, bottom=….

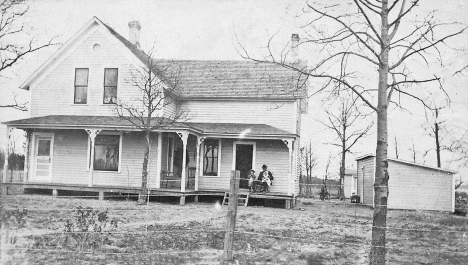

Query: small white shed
left=356, top=154, right=456, bottom=212
left=343, top=168, right=357, bottom=198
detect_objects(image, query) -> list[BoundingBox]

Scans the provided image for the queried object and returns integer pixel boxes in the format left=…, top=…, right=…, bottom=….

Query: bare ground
left=1, top=194, right=468, bottom=264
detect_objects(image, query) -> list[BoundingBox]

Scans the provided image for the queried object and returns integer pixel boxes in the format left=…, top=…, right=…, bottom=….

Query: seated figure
left=257, top=164, right=274, bottom=192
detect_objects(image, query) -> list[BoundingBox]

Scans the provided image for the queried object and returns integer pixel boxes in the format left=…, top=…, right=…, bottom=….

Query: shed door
left=33, top=135, right=53, bottom=182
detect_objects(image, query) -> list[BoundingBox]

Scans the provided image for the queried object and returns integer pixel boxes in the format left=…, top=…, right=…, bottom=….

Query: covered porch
left=2, top=115, right=299, bottom=204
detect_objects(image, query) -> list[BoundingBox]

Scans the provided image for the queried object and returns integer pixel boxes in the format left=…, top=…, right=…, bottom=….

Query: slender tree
left=320, top=92, right=373, bottom=197
left=114, top=48, right=189, bottom=204
left=239, top=1, right=467, bottom=263
left=0, top=0, right=57, bottom=110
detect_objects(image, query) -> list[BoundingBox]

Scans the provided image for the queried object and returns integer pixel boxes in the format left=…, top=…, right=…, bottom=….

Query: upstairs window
left=104, top=68, right=118, bottom=104
left=203, top=139, right=219, bottom=176
left=74, top=68, right=89, bottom=104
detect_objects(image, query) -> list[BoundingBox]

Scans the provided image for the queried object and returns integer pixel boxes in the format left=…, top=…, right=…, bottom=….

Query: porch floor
left=1, top=182, right=295, bottom=208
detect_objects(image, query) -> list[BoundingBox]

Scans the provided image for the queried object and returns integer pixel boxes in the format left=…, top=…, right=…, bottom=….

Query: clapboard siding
left=30, top=28, right=157, bottom=118
left=357, top=157, right=374, bottom=206
left=198, top=139, right=290, bottom=194
left=387, top=161, right=453, bottom=211
left=51, top=130, right=89, bottom=185
left=179, top=100, right=296, bottom=133
left=49, top=130, right=158, bottom=188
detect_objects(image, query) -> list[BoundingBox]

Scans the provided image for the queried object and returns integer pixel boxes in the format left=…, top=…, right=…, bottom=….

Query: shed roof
left=356, top=154, right=457, bottom=174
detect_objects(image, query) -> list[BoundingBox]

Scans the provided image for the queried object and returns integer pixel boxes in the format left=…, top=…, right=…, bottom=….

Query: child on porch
left=247, top=169, right=256, bottom=191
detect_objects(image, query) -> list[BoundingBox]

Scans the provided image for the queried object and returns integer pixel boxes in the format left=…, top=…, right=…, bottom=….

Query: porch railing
left=1, top=170, right=25, bottom=183
left=159, top=167, right=196, bottom=190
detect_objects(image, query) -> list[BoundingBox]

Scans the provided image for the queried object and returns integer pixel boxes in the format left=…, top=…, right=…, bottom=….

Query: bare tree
left=320, top=92, right=373, bottom=197
left=114, top=48, right=189, bottom=204
left=300, top=142, right=318, bottom=196
left=394, top=135, right=399, bottom=159
left=0, top=0, right=57, bottom=110
left=239, top=1, right=466, bottom=263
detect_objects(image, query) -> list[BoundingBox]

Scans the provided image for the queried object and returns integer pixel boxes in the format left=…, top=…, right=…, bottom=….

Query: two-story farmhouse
left=2, top=17, right=307, bottom=207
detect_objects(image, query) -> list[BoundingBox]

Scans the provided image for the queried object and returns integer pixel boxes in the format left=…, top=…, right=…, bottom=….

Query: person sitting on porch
left=257, top=164, right=274, bottom=192
left=247, top=169, right=256, bottom=191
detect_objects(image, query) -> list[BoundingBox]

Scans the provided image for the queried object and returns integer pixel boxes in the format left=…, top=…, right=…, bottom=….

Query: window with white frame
left=74, top=68, right=89, bottom=104
left=92, top=135, right=120, bottom=171
left=103, top=68, right=118, bottom=104
left=203, top=139, right=219, bottom=176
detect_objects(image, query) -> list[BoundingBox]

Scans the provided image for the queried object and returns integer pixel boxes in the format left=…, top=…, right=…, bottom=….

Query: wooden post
left=86, top=129, right=101, bottom=187
left=99, top=191, right=104, bottom=201
left=156, top=132, right=162, bottom=189
left=177, top=132, right=188, bottom=192
left=180, top=195, right=186, bottom=205
left=52, top=189, right=58, bottom=197
left=221, top=170, right=240, bottom=264
left=194, top=195, right=199, bottom=203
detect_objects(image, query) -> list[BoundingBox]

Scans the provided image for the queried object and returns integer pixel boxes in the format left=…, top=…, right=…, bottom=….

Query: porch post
left=195, top=137, right=205, bottom=191
left=177, top=131, right=188, bottom=192
left=3, top=126, right=11, bottom=183
left=282, top=139, right=294, bottom=196
left=86, top=129, right=101, bottom=187
left=155, top=132, right=162, bottom=189
left=23, top=130, right=31, bottom=183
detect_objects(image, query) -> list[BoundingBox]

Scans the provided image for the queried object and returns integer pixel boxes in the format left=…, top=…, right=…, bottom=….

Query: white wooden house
left=356, top=154, right=456, bottom=212
left=2, top=17, right=307, bottom=207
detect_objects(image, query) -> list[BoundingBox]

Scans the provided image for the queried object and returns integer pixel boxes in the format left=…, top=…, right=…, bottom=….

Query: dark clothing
left=257, top=170, right=274, bottom=181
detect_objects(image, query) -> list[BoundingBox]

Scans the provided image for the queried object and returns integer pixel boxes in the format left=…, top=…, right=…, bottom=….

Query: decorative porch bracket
left=86, top=129, right=101, bottom=187
left=176, top=131, right=188, bottom=192
left=195, top=137, right=205, bottom=191
left=282, top=139, right=294, bottom=196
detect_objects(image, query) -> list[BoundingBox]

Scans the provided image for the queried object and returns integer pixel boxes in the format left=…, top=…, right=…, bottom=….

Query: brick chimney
left=128, top=20, right=141, bottom=48
left=290, top=34, right=300, bottom=65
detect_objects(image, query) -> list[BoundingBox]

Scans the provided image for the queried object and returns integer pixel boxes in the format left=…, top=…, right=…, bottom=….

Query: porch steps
left=222, top=192, right=249, bottom=207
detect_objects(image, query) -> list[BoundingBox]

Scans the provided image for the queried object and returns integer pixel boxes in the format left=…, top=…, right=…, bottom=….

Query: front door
left=33, top=134, right=53, bottom=182
left=235, top=144, right=254, bottom=189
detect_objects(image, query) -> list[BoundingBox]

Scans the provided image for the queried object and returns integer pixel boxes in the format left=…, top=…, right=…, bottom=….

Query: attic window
left=93, top=44, right=101, bottom=52
left=103, top=68, right=118, bottom=104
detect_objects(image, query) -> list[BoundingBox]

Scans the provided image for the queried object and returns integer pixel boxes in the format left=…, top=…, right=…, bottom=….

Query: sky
left=0, top=0, right=467, bottom=181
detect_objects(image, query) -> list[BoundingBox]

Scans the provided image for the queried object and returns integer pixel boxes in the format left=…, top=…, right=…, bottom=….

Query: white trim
left=87, top=131, right=123, bottom=173
left=231, top=141, right=257, bottom=172
left=200, top=138, right=222, bottom=177
left=30, top=132, right=55, bottom=183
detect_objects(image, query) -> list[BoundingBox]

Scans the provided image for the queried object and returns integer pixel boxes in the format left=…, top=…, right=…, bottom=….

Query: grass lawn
left=1, top=194, right=467, bottom=264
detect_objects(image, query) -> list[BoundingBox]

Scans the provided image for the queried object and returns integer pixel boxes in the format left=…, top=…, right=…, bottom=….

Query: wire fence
left=1, top=192, right=467, bottom=265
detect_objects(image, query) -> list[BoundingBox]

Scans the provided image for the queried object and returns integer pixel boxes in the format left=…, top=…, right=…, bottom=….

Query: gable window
left=93, top=135, right=120, bottom=171
left=203, top=139, right=219, bottom=176
left=74, top=68, right=89, bottom=104
left=103, top=68, right=118, bottom=104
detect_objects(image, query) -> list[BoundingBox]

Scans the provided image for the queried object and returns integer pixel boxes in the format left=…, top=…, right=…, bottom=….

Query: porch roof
left=4, top=115, right=297, bottom=138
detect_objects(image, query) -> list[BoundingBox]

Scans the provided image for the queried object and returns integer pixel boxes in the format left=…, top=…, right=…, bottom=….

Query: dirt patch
left=2, top=195, right=467, bottom=264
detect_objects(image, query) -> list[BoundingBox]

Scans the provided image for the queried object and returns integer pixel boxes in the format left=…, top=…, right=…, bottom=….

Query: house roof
left=356, top=154, right=457, bottom=174
left=21, top=17, right=307, bottom=100
left=101, top=18, right=307, bottom=100
left=3, top=115, right=297, bottom=138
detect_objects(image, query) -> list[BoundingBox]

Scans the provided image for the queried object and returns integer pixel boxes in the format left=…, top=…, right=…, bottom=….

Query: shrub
left=62, top=206, right=118, bottom=251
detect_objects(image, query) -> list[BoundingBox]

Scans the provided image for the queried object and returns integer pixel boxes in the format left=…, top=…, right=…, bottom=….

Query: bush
left=454, top=191, right=467, bottom=216
left=60, top=206, right=118, bottom=251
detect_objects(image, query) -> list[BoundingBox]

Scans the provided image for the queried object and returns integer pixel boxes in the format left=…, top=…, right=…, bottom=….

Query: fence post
left=220, top=170, right=240, bottom=264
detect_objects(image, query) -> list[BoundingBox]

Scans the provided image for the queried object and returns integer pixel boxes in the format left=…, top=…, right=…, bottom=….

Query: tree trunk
left=435, top=109, right=441, bottom=168
left=370, top=1, right=390, bottom=264
left=139, top=130, right=151, bottom=204
left=340, top=131, right=346, bottom=197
